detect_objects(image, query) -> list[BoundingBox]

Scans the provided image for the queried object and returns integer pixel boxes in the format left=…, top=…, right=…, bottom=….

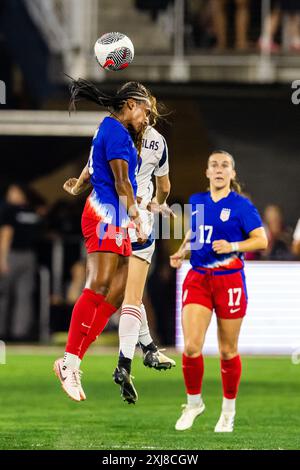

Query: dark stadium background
left=0, top=0, right=300, bottom=452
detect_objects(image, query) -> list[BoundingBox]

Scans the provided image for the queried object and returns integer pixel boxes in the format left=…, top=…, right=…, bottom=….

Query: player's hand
left=170, top=250, right=185, bottom=269
left=133, top=217, right=148, bottom=245
left=212, top=239, right=232, bottom=254
left=147, top=201, right=177, bottom=218
left=63, top=178, right=80, bottom=196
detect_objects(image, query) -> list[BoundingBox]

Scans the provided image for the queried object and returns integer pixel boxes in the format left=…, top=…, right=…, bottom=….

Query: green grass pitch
left=0, top=352, right=299, bottom=450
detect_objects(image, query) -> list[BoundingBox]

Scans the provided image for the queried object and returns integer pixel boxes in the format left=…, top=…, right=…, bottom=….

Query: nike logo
left=81, top=323, right=91, bottom=328
left=58, top=364, right=67, bottom=382
left=221, top=369, right=227, bottom=374
left=191, top=210, right=198, bottom=216
left=230, top=308, right=241, bottom=314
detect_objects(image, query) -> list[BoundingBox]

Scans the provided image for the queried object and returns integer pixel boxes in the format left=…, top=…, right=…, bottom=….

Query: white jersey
left=136, top=126, right=169, bottom=207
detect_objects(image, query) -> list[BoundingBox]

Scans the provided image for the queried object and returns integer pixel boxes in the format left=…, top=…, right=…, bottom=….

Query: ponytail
left=68, top=78, right=117, bottom=112
left=68, top=77, right=150, bottom=113
left=230, top=178, right=242, bottom=194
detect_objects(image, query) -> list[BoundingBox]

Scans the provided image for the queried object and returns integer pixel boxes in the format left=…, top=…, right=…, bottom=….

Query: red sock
left=66, top=288, right=105, bottom=357
left=79, top=301, right=118, bottom=360
left=221, top=355, right=242, bottom=399
left=182, top=353, right=204, bottom=395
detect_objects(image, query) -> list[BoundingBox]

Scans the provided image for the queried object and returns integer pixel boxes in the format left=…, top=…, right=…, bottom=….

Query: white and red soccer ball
left=94, top=32, right=134, bottom=71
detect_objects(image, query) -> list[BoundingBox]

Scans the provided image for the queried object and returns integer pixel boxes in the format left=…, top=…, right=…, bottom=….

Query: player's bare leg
left=215, top=317, right=243, bottom=432
left=175, top=304, right=212, bottom=431
left=54, top=252, right=120, bottom=402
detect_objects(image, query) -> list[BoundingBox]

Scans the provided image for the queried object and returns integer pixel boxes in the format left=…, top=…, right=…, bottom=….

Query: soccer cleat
left=175, top=402, right=205, bottom=431
left=214, top=411, right=235, bottom=433
left=143, top=349, right=176, bottom=371
left=113, top=367, right=138, bottom=404
left=53, top=358, right=81, bottom=402
left=76, top=369, right=86, bottom=401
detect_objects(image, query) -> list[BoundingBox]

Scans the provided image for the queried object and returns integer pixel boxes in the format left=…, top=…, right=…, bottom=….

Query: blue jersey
left=189, top=191, right=263, bottom=270
left=87, top=117, right=138, bottom=227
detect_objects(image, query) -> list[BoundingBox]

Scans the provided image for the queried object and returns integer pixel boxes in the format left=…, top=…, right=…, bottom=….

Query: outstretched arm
left=63, top=165, right=92, bottom=196
left=155, top=174, right=170, bottom=205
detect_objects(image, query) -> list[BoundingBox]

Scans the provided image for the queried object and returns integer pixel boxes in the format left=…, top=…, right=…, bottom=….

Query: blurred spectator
left=262, top=204, right=293, bottom=260
left=0, top=184, right=44, bottom=340
left=292, top=218, right=300, bottom=258
left=148, top=238, right=176, bottom=346
left=135, top=0, right=173, bottom=21
left=66, top=260, right=86, bottom=305
left=259, top=0, right=300, bottom=52
left=211, top=0, right=250, bottom=50
left=186, top=0, right=216, bottom=48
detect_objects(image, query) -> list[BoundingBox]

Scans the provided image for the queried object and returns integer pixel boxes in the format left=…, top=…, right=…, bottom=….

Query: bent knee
left=184, top=340, right=202, bottom=357
left=219, top=348, right=238, bottom=361
left=85, top=280, right=110, bottom=297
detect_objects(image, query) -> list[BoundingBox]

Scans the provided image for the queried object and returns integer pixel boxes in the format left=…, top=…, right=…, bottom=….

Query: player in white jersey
left=113, top=122, right=176, bottom=403
left=62, top=95, right=175, bottom=404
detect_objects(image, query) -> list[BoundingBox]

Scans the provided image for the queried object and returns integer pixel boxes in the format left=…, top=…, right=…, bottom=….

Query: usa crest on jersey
left=220, top=208, right=231, bottom=222
left=115, top=232, right=123, bottom=247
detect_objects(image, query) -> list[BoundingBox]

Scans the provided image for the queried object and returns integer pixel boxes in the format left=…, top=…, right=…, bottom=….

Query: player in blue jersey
left=54, top=79, right=151, bottom=402
left=170, top=150, right=268, bottom=432
left=60, top=95, right=176, bottom=404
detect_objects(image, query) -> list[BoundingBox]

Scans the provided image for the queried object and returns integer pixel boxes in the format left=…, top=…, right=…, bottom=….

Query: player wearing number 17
left=170, top=150, right=268, bottom=433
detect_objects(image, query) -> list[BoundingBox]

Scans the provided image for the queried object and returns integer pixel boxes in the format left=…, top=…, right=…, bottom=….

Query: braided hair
left=68, top=77, right=150, bottom=113
left=68, top=78, right=151, bottom=156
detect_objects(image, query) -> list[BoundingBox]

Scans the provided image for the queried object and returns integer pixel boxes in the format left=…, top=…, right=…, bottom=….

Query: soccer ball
left=94, top=32, right=134, bottom=71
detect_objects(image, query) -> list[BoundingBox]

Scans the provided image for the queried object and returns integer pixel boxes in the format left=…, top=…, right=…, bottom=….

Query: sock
left=79, top=301, right=117, bottom=360
left=187, top=393, right=202, bottom=407
left=220, top=355, right=242, bottom=400
left=182, top=353, right=204, bottom=395
left=65, top=288, right=104, bottom=357
left=118, top=304, right=142, bottom=361
left=138, top=303, right=154, bottom=349
left=63, top=352, right=78, bottom=370
left=222, top=397, right=236, bottom=413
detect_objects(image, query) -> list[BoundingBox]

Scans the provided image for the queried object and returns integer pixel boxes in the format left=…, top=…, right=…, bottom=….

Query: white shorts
left=129, top=208, right=155, bottom=264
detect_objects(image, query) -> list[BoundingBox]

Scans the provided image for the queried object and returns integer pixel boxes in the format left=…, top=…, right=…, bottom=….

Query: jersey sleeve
left=105, top=125, right=130, bottom=163
left=154, top=136, right=169, bottom=177
left=240, top=198, right=263, bottom=235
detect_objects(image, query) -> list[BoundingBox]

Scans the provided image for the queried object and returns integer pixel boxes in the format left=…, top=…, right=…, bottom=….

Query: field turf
left=0, top=352, right=299, bottom=450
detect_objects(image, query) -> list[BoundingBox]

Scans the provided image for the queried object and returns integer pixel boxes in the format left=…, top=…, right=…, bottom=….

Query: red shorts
left=81, top=216, right=132, bottom=256
left=182, top=268, right=248, bottom=319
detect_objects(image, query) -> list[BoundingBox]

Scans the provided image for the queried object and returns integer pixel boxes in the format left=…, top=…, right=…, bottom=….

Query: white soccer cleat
left=53, top=358, right=81, bottom=402
left=214, top=411, right=235, bottom=433
left=143, top=349, right=176, bottom=370
left=175, top=402, right=205, bottom=431
left=76, top=369, right=86, bottom=401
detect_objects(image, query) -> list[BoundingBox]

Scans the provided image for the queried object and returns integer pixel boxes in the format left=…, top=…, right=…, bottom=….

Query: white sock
left=63, top=352, right=79, bottom=370
left=222, top=397, right=236, bottom=413
left=119, top=304, right=142, bottom=360
left=138, top=303, right=153, bottom=347
left=187, top=394, right=202, bottom=407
